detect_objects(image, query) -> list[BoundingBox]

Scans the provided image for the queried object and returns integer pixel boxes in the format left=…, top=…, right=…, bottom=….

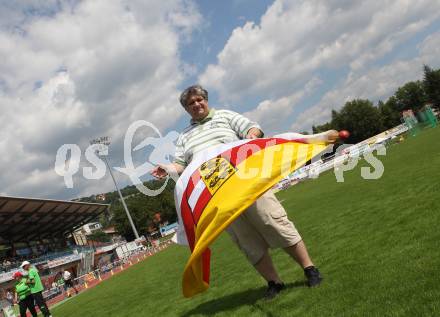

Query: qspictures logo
left=54, top=121, right=387, bottom=196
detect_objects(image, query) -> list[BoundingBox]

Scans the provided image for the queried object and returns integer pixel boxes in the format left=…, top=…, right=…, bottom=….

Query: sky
left=1, top=0, right=439, bottom=200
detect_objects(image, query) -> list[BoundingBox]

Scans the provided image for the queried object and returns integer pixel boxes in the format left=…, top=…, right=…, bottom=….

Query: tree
left=378, top=97, right=401, bottom=129
left=87, top=230, right=111, bottom=243
left=331, top=99, right=384, bottom=143
left=394, top=81, right=426, bottom=112
left=423, top=65, right=440, bottom=109
left=312, top=121, right=334, bottom=134
left=110, top=179, right=177, bottom=241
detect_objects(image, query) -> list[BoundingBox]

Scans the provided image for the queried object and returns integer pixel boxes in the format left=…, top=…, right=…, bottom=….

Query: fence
left=42, top=239, right=173, bottom=303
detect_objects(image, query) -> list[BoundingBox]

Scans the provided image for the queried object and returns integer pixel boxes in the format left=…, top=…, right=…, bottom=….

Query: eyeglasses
left=186, top=96, right=206, bottom=107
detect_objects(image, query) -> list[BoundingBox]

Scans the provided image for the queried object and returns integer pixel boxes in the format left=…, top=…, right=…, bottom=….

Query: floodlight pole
left=90, top=137, right=140, bottom=240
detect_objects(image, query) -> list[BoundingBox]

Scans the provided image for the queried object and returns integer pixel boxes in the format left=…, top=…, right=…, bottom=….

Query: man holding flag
left=151, top=85, right=338, bottom=299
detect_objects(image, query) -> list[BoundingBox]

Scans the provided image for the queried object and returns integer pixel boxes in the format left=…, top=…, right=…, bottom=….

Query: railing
left=39, top=239, right=174, bottom=303
left=284, top=124, right=409, bottom=185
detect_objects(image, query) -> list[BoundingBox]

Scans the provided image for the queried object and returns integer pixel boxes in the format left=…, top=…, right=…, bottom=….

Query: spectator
left=21, top=261, right=52, bottom=317
left=6, top=289, right=14, bottom=306
left=13, top=271, right=37, bottom=317
left=63, top=270, right=78, bottom=297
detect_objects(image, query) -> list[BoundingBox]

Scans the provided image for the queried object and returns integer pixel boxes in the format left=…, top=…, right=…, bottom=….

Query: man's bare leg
left=284, top=240, right=322, bottom=286
left=283, top=240, right=314, bottom=268
left=254, top=250, right=283, bottom=284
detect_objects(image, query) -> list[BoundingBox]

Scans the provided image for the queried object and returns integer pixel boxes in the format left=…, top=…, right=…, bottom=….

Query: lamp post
left=90, top=137, right=140, bottom=240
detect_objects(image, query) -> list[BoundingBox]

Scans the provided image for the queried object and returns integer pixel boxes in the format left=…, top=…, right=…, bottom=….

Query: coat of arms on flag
left=173, top=132, right=332, bottom=297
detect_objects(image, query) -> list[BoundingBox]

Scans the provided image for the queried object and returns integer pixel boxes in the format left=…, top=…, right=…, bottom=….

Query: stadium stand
left=0, top=196, right=108, bottom=309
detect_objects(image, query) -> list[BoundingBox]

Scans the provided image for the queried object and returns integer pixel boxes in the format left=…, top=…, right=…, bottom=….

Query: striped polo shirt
left=174, top=109, right=261, bottom=166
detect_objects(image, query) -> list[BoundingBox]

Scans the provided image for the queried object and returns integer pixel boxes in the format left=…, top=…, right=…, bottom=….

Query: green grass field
left=53, top=127, right=440, bottom=317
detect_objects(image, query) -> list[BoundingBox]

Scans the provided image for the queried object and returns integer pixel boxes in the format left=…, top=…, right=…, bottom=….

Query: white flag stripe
left=188, top=179, right=207, bottom=211
left=175, top=139, right=250, bottom=209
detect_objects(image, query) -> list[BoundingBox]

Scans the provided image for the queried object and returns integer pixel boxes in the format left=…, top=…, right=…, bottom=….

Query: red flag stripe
left=193, top=187, right=212, bottom=224
left=185, top=170, right=201, bottom=198
left=180, top=195, right=196, bottom=251
left=202, top=249, right=211, bottom=284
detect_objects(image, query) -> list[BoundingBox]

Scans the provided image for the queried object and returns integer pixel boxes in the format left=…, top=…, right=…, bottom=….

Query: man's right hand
left=150, top=163, right=185, bottom=180
left=150, top=165, right=169, bottom=179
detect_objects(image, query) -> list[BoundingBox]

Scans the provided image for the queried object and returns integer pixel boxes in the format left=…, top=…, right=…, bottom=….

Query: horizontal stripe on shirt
left=174, top=109, right=261, bottom=166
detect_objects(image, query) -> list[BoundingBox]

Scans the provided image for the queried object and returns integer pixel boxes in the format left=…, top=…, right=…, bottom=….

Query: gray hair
left=179, top=85, right=208, bottom=107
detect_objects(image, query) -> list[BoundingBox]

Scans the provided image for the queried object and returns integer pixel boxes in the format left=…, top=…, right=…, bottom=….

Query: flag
left=174, top=133, right=331, bottom=297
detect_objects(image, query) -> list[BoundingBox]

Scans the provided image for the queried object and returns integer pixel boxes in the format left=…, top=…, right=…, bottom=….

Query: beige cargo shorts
left=227, top=190, right=302, bottom=265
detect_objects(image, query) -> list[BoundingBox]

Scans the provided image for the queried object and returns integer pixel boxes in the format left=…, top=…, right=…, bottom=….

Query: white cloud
left=291, top=32, right=440, bottom=131
left=199, top=0, right=440, bottom=102
left=243, top=77, right=322, bottom=134
left=0, top=0, right=201, bottom=199
left=418, top=32, right=440, bottom=62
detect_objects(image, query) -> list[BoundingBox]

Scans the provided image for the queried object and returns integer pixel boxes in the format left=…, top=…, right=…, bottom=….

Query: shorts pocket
left=269, top=207, right=286, bottom=219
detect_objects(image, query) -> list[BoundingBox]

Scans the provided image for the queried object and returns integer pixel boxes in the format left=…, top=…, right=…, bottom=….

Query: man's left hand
left=246, top=128, right=263, bottom=139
